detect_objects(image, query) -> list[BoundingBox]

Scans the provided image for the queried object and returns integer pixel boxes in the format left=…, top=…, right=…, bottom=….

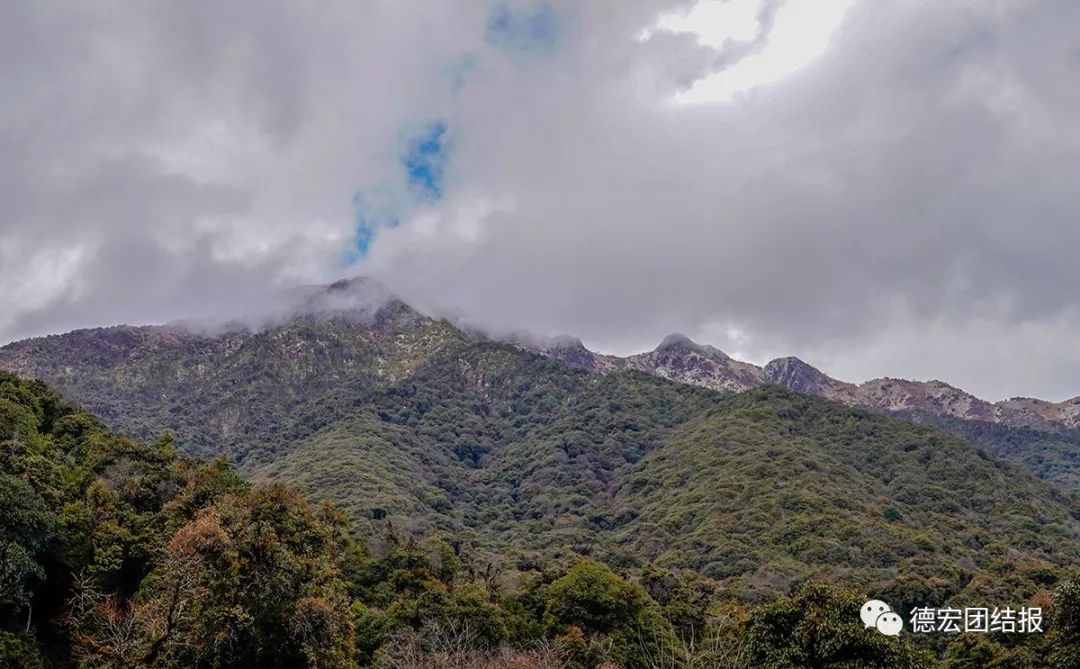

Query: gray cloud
left=2, top=0, right=1079, bottom=401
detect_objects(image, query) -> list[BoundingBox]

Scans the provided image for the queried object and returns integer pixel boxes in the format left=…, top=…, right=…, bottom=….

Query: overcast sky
left=2, top=0, right=1079, bottom=402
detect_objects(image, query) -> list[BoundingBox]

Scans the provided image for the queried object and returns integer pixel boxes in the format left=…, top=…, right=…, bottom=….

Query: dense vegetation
left=3, top=300, right=1079, bottom=501
left=4, top=370, right=1080, bottom=667
left=2, top=311, right=1079, bottom=578
left=895, top=410, right=1080, bottom=496
left=250, top=342, right=1079, bottom=606
left=3, top=298, right=1080, bottom=666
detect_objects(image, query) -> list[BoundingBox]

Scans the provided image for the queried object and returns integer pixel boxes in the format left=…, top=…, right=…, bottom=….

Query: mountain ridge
left=0, top=276, right=1078, bottom=618
left=1, top=364, right=1076, bottom=669
left=534, top=330, right=1080, bottom=430
left=2, top=277, right=1079, bottom=494
left=8, top=276, right=1075, bottom=429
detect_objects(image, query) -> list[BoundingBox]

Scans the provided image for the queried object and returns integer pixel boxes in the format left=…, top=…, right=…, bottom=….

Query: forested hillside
left=255, top=342, right=1080, bottom=608
left=0, top=285, right=472, bottom=464
left=3, top=286, right=1080, bottom=665
left=3, top=282, right=1078, bottom=502
left=1, top=291, right=1078, bottom=606
left=4, top=371, right=1080, bottom=667
left=895, top=410, right=1080, bottom=494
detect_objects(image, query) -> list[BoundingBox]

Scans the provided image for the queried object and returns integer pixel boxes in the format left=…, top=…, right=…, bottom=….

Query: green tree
left=743, top=582, right=932, bottom=669
left=0, top=474, right=52, bottom=616
left=543, top=560, right=676, bottom=669
left=1052, top=579, right=1080, bottom=669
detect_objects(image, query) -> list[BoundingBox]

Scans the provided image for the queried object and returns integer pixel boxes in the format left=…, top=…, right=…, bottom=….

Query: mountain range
left=5, top=279, right=1078, bottom=611
left=1, top=278, right=1077, bottom=500
left=529, top=334, right=1080, bottom=493
left=0, top=278, right=1071, bottom=600
left=532, top=330, right=1080, bottom=431
left=1, top=275, right=1078, bottom=642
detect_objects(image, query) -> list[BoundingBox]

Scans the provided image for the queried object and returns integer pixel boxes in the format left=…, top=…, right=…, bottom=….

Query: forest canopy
left=2, top=370, right=1079, bottom=668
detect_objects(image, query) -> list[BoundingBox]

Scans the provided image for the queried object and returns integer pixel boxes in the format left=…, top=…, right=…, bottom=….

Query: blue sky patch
left=346, top=122, right=451, bottom=265
left=403, top=121, right=448, bottom=200
left=345, top=191, right=399, bottom=264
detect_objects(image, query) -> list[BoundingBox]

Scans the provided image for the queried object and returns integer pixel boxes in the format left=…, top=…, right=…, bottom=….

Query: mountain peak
left=657, top=332, right=694, bottom=349
left=997, top=395, right=1080, bottom=428
left=547, top=334, right=587, bottom=351
left=654, top=333, right=729, bottom=359
left=320, top=275, right=392, bottom=299
left=765, top=355, right=814, bottom=371
left=765, top=356, right=855, bottom=400
left=765, top=356, right=823, bottom=382
left=294, top=276, right=413, bottom=324
left=624, top=333, right=762, bottom=392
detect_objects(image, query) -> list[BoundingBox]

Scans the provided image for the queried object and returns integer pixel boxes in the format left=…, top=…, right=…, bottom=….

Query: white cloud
left=648, top=0, right=761, bottom=48
left=3, top=0, right=1080, bottom=401
left=673, top=0, right=857, bottom=102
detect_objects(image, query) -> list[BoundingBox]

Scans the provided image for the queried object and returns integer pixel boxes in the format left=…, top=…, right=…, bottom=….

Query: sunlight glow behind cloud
left=6, top=0, right=1080, bottom=401
left=661, top=0, right=857, bottom=103
left=649, top=0, right=761, bottom=47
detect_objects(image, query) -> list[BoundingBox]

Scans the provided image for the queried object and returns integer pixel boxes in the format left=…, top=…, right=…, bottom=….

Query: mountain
left=2, top=280, right=1078, bottom=495
left=522, top=332, right=1080, bottom=492
left=0, top=278, right=1077, bottom=613
left=543, top=331, right=1079, bottom=431
left=1000, top=395, right=1080, bottom=428
left=537, top=333, right=770, bottom=394
left=0, top=279, right=471, bottom=466
left=624, top=333, right=767, bottom=393
left=8, top=369, right=1045, bottom=669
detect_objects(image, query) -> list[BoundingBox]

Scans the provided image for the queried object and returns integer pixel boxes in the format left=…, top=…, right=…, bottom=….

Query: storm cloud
left=2, top=0, right=1079, bottom=401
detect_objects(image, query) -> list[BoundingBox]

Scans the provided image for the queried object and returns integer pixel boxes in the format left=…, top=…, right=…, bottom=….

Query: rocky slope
left=534, top=331, right=1080, bottom=432
left=998, top=395, right=1080, bottom=428
left=624, top=333, right=767, bottom=392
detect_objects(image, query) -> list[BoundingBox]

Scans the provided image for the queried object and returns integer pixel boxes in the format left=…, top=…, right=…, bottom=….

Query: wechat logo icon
left=862, top=599, right=903, bottom=636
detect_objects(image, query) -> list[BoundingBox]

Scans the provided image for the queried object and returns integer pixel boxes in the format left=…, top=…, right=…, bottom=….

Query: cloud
left=365, top=0, right=1080, bottom=401
left=487, top=1, right=561, bottom=57
left=0, top=0, right=485, bottom=336
left=3, top=0, right=1080, bottom=401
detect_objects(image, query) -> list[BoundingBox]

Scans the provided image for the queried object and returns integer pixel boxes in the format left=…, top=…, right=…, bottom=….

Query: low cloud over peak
left=3, top=0, right=1080, bottom=401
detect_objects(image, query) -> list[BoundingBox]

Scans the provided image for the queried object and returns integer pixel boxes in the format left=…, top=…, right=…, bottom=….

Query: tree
left=0, top=474, right=52, bottom=619
left=742, top=582, right=932, bottom=669
left=542, top=560, right=676, bottom=669
left=1052, top=578, right=1080, bottom=669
